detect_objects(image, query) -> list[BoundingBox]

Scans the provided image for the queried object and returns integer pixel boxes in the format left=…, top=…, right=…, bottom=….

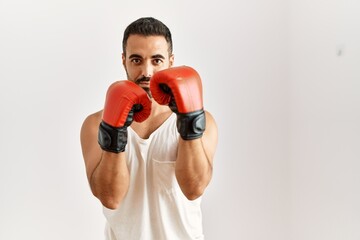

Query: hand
left=98, top=81, right=151, bottom=152
left=150, top=66, right=206, bottom=140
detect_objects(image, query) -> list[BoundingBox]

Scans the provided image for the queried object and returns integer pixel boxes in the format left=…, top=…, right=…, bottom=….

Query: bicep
left=80, top=115, right=103, bottom=183
left=202, top=111, right=218, bottom=166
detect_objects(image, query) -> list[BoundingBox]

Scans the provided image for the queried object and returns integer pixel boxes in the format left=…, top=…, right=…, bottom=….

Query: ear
left=169, top=54, right=174, bottom=67
left=122, top=53, right=128, bottom=73
left=122, top=53, right=126, bottom=67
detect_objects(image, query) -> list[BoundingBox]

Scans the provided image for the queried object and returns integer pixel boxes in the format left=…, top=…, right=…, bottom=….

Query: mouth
left=135, top=76, right=151, bottom=89
left=138, top=80, right=150, bottom=87
left=135, top=78, right=152, bottom=97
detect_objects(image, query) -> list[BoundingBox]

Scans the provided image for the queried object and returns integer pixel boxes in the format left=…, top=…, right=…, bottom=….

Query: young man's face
left=122, top=34, right=174, bottom=96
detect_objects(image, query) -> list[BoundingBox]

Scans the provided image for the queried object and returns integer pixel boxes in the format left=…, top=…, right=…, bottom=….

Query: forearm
left=175, top=138, right=212, bottom=200
left=90, top=151, right=129, bottom=209
left=150, top=66, right=217, bottom=200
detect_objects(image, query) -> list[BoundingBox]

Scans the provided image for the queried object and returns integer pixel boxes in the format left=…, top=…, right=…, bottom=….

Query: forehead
left=125, top=34, right=169, bottom=56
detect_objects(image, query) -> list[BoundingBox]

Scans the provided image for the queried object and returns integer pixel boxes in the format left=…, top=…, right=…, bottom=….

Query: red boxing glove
left=150, top=66, right=206, bottom=140
left=98, top=81, right=151, bottom=153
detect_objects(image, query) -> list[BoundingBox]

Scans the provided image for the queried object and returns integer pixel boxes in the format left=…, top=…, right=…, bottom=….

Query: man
left=80, top=17, right=218, bottom=240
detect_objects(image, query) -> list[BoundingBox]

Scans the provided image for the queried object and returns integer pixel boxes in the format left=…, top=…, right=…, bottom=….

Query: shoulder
left=80, top=110, right=103, bottom=140
left=80, top=110, right=104, bottom=182
left=203, top=110, right=218, bottom=142
left=82, top=110, right=102, bottom=128
left=204, top=110, right=217, bottom=128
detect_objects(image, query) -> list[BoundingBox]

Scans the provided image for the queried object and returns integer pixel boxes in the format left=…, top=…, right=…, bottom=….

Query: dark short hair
left=122, top=17, right=173, bottom=55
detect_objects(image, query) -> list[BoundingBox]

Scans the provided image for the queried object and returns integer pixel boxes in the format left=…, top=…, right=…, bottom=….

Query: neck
left=149, top=98, right=172, bottom=117
left=130, top=98, right=173, bottom=138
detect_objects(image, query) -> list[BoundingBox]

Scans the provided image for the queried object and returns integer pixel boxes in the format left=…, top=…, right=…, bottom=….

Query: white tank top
left=103, top=113, right=204, bottom=240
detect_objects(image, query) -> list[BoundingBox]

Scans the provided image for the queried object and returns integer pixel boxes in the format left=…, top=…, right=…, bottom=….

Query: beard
left=135, top=76, right=152, bottom=98
left=125, top=71, right=152, bottom=98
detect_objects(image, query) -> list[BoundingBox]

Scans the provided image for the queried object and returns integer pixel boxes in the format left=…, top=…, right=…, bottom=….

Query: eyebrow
left=128, top=54, right=142, bottom=59
left=151, top=54, right=165, bottom=59
left=128, top=54, right=166, bottom=59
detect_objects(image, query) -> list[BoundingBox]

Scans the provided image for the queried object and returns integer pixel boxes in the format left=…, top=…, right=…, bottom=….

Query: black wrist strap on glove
left=98, top=108, right=136, bottom=153
left=177, top=109, right=206, bottom=140
left=158, top=84, right=206, bottom=140
left=98, top=121, right=128, bottom=153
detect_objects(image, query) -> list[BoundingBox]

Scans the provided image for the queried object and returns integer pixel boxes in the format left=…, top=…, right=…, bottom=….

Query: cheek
left=157, top=61, right=171, bottom=71
left=124, top=65, right=139, bottom=81
left=166, top=59, right=173, bottom=68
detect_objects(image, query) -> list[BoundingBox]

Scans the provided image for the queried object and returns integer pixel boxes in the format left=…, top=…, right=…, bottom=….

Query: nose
left=141, top=62, right=154, bottom=78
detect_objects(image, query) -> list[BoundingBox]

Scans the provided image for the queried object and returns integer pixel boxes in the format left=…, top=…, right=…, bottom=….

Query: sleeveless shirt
left=103, top=113, right=204, bottom=240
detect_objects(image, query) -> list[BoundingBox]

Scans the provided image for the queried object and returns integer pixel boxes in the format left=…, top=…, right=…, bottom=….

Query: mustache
left=135, top=76, right=151, bottom=85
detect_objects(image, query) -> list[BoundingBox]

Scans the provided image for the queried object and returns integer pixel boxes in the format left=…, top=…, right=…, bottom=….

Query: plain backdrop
left=0, top=0, right=359, bottom=239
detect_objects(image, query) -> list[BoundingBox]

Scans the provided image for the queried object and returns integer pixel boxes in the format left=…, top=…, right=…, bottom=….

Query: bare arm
left=80, top=112, right=129, bottom=209
left=175, top=111, right=218, bottom=200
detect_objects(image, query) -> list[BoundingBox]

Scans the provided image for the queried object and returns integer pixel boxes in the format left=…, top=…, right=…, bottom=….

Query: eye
left=152, top=59, right=163, bottom=65
left=131, top=58, right=141, bottom=64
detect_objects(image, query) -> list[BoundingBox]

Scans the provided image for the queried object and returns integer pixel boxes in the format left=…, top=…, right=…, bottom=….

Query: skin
left=80, top=34, right=218, bottom=209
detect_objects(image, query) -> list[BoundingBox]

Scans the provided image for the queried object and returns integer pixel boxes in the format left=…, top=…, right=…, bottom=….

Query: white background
left=1, top=0, right=359, bottom=239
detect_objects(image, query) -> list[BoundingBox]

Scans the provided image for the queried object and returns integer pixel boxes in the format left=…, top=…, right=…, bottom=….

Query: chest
left=126, top=113, right=179, bottom=166
left=130, top=112, right=173, bottom=139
